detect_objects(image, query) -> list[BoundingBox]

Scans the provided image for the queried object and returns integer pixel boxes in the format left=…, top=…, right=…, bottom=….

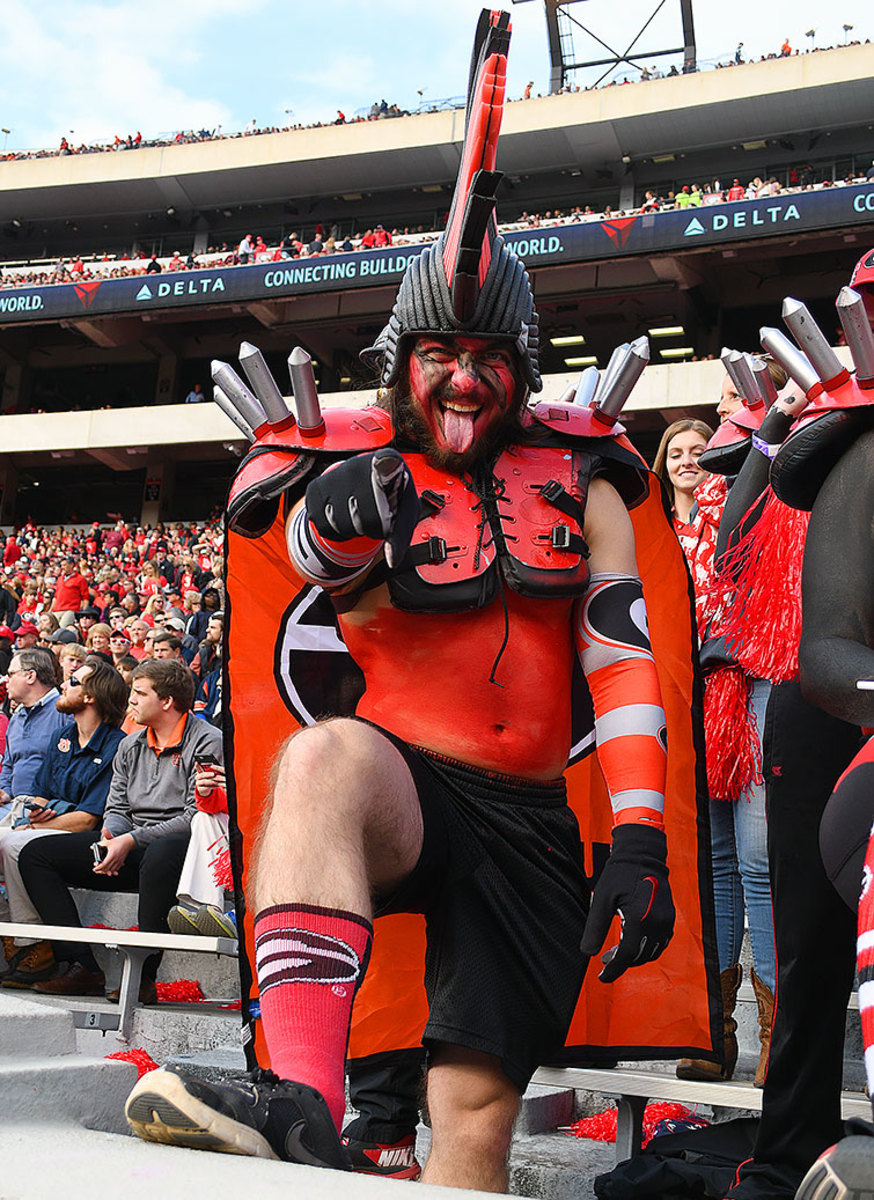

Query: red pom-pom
left=704, top=665, right=762, bottom=802
left=567, top=1106, right=618, bottom=1142
left=105, top=1047, right=159, bottom=1078
left=708, top=489, right=809, bottom=684
left=155, top=979, right=205, bottom=1003
left=566, top=1101, right=693, bottom=1146
left=211, top=845, right=234, bottom=891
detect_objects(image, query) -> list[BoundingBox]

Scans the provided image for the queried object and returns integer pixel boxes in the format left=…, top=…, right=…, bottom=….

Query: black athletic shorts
left=366, top=721, right=590, bottom=1092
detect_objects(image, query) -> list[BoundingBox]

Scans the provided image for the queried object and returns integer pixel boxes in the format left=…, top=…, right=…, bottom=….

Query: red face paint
left=407, top=335, right=519, bottom=469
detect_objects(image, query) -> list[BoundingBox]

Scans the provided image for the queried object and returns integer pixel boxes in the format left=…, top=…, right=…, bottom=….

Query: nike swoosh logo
left=285, top=1119, right=333, bottom=1168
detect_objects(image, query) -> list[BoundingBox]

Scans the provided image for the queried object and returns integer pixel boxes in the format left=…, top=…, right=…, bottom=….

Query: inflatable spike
left=287, top=347, right=325, bottom=434
left=749, top=357, right=778, bottom=408
left=211, top=360, right=269, bottom=433
left=239, top=342, right=293, bottom=425
left=781, top=297, right=848, bottom=389
left=836, top=287, right=874, bottom=386
left=594, top=343, right=630, bottom=407
left=213, top=384, right=256, bottom=442
left=575, top=366, right=600, bottom=407
left=759, top=327, right=820, bottom=394
left=724, top=350, right=764, bottom=410
left=591, top=337, right=649, bottom=425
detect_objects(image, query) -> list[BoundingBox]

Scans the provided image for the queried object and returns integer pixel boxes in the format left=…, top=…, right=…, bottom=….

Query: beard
left=385, top=380, right=526, bottom=474
left=57, top=691, right=86, bottom=715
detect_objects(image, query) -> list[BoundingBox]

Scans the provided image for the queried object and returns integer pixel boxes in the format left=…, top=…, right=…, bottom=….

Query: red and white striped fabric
left=858, top=820, right=874, bottom=1100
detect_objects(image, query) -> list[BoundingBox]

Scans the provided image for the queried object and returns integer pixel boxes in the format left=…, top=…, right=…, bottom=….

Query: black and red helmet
left=849, top=247, right=874, bottom=292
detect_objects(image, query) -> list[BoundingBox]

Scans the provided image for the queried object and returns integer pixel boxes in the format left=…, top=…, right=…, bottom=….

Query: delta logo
left=73, top=281, right=103, bottom=309
left=601, top=216, right=639, bottom=249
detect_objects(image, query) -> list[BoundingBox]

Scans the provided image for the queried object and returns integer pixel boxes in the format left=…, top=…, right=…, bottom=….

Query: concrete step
left=0, top=990, right=78, bottom=1057
left=18, top=990, right=243, bottom=1059
left=1, top=1057, right=136, bottom=1134
left=1, top=1122, right=491, bottom=1200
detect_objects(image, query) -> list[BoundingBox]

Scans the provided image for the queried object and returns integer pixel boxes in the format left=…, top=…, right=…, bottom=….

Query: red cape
left=223, top=462, right=720, bottom=1069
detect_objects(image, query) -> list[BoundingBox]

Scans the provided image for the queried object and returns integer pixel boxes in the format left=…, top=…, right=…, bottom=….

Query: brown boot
left=0, top=940, right=57, bottom=989
left=676, top=963, right=743, bottom=1081
left=751, top=967, right=775, bottom=1088
left=1, top=936, right=16, bottom=974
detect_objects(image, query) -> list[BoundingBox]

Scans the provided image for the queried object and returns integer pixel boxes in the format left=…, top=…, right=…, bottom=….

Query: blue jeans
left=709, top=678, right=776, bottom=991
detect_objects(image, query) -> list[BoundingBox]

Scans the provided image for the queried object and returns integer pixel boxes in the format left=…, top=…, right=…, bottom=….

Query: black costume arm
left=715, top=409, right=794, bottom=560
left=798, top=428, right=874, bottom=726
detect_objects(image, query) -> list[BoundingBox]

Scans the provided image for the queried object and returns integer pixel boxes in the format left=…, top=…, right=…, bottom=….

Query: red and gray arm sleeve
left=287, top=505, right=383, bottom=588
left=574, top=573, right=667, bottom=831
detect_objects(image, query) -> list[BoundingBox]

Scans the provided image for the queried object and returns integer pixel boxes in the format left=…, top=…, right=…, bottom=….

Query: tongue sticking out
left=443, top=407, right=477, bottom=454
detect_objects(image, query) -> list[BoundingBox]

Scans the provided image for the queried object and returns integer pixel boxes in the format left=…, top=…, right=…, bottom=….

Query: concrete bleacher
left=2, top=885, right=869, bottom=1197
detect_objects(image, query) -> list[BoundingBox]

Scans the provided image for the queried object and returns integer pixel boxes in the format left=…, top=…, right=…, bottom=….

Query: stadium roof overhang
left=0, top=46, right=870, bottom=226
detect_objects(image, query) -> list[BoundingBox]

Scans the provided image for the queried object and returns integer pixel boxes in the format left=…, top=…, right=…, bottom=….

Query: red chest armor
left=383, top=445, right=597, bottom=613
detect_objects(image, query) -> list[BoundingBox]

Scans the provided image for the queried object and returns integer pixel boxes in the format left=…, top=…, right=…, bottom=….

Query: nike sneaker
left=125, top=1065, right=351, bottom=1169
left=343, top=1131, right=421, bottom=1179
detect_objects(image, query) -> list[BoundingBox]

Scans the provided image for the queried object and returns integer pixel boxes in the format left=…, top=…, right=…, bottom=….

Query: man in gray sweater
left=17, top=659, right=222, bottom=999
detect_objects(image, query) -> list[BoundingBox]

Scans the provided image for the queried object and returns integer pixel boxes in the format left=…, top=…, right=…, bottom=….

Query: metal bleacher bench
left=531, top=1065, right=872, bottom=1163
left=0, top=920, right=237, bottom=1040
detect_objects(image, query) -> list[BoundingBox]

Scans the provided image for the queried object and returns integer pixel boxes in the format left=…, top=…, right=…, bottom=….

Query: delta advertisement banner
left=2, top=183, right=874, bottom=326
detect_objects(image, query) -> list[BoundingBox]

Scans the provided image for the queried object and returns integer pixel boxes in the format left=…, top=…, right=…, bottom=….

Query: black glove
left=580, top=824, right=675, bottom=983
left=305, top=449, right=420, bottom=567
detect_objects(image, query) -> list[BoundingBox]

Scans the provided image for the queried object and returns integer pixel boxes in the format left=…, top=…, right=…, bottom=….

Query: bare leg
left=253, top=717, right=423, bottom=916
left=422, top=1046, right=521, bottom=1192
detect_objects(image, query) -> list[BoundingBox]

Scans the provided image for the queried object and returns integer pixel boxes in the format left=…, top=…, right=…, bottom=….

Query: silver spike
left=592, top=337, right=649, bottom=423
left=781, top=297, right=845, bottom=385
left=213, top=385, right=256, bottom=442
left=748, top=357, right=779, bottom=408
left=730, top=351, right=764, bottom=409
left=721, top=350, right=758, bottom=407
left=593, top=342, right=630, bottom=406
left=836, top=287, right=874, bottom=385
left=287, top=347, right=325, bottom=432
left=573, top=366, right=600, bottom=407
left=759, top=327, right=819, bottom=394
left=238, top=342, right=293, bottom=425
left=210, top=360, right=268, bottom=431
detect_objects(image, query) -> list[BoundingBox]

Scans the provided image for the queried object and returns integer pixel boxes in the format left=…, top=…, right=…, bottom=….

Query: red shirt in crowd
left=52, top=571, right=90, bottom=612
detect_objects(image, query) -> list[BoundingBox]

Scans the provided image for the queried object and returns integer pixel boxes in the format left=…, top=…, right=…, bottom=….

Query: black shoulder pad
left=771, top=408, right=874, bottom=511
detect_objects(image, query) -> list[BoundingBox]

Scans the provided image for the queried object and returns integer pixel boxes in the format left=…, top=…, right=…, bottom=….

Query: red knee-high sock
left=254, top=904, right=373, bottom=1131
left=858, top=823, right=874, bottom=1107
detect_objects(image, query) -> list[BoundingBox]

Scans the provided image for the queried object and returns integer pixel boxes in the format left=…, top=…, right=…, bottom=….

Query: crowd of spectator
left=1, top=164, right=870, bottom=294
left=0, top=35, right=866, bottom=167
left=0, top=516, right=232, bottom=993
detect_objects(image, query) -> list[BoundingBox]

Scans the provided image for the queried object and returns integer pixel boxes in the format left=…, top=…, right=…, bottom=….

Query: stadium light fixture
left=564, top=355, right=598, bottom=367
left=1, top=128, right=9, bottom=151
left=648, top=325, right=685, bottom=337
left=659, top=347, right=695, bottom=359
left=843, top=23, right=854, bottom=41
left=550, top=334, right=586, bottom=346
